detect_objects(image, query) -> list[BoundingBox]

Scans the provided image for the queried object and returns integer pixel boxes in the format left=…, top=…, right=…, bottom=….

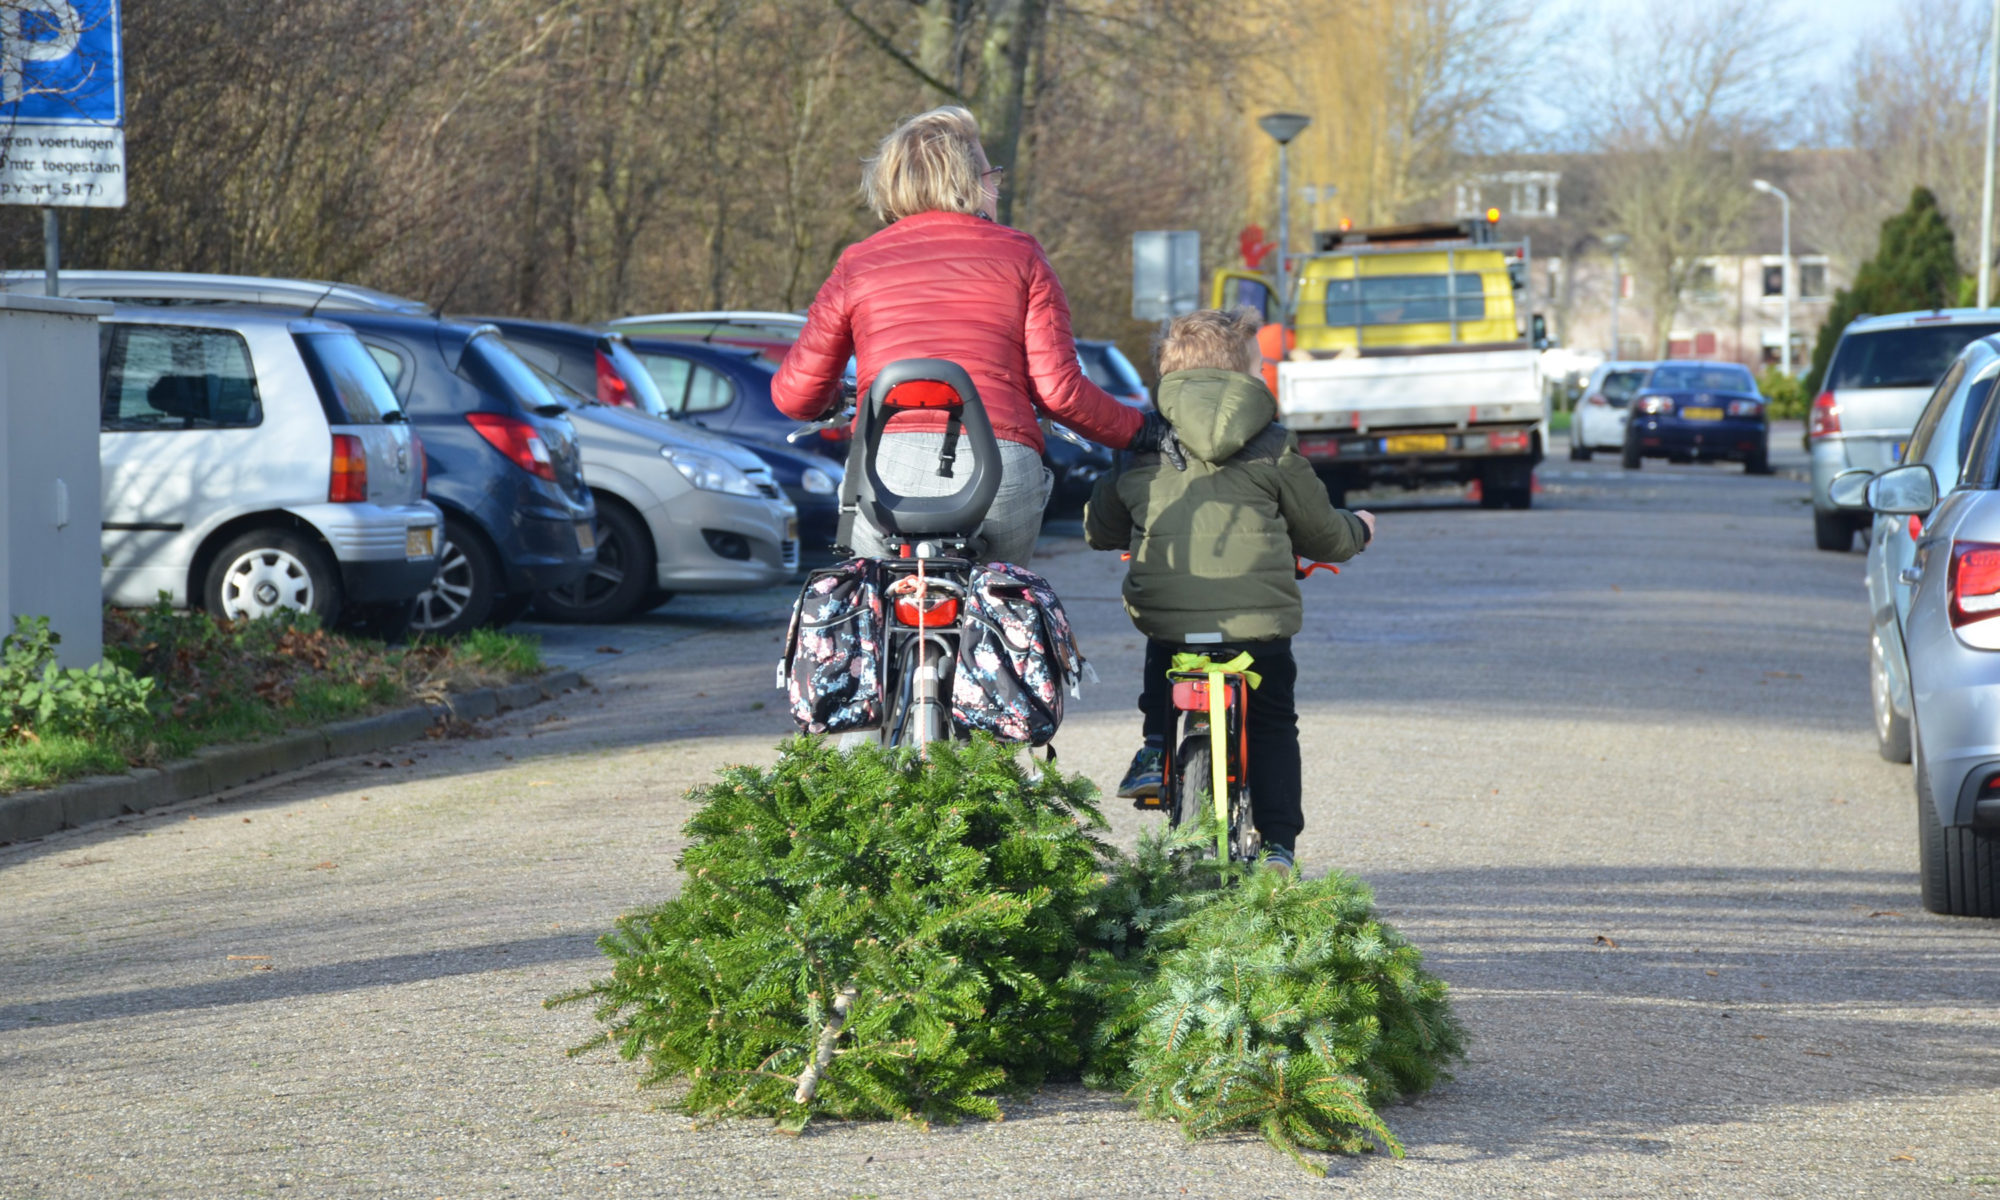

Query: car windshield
left=1829, top=325, right=2000, bottom=390
left=461, top=333, right=562, bottom=411
left=1079, top=342, right=1147, bottom=398
left=603, top=338, right=669, bottom=416
left=295, top=331, right=403, bottom=425
left=1647, top=364, right=1755, bottom=393
left=1601, top=369, right=1647, bottom=405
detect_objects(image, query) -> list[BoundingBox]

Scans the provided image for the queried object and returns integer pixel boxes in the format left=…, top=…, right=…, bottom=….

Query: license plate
left=405, top=526, right=435, bottom=559
left=576, top=521, right=597, bottom=552
left=1683, top=407, right=1723, bottom=421
left=1384, top=434, right=1448, bottom=453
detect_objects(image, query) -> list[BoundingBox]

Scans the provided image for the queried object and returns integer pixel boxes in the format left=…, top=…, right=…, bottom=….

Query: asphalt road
left=6, top=423, right=1999, bottom=1198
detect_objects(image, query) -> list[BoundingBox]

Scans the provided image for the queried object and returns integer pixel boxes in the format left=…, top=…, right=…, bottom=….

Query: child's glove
left=1127, top=411, right=1186, bottom=471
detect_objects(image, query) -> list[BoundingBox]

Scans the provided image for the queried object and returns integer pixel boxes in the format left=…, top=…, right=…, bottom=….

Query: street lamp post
left=1257, top=112, right=1312, bottom=320
left=1604, top=233, right=1629, bottom=359
left=1753, top=179, right=1793, bottom=376
left=1982, top=0, right=2000, bottom=308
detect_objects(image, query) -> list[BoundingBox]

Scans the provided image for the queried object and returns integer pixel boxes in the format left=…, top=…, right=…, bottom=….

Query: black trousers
left=1138, top=637, right=1302, bottom=852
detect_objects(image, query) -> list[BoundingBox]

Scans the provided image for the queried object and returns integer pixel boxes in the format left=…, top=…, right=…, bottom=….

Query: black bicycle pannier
left=950, top=563, right=1087, bottom=745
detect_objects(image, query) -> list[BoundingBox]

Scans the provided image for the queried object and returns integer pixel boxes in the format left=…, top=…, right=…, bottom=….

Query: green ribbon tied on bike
left=1168, top=650, right=1262, bottom=689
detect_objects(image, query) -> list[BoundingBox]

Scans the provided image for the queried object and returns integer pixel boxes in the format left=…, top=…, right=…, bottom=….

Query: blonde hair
left=861, top=106, right=986, bottom=223
left=1154, top=307, right=1262, bottom=376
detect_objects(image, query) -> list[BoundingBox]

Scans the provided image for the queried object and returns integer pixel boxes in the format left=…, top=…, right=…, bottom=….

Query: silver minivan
left=1810, top=310, right=2000, bottom=551
left=97, top=308, right=440, bottom=628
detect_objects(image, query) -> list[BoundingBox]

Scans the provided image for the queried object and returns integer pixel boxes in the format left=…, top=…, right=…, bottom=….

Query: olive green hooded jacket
left=1083, top=368, right=1368, bottom=642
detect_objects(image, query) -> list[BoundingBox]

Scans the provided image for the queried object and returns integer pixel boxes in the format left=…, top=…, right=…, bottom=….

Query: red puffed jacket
left=771, top=211, right=1144, bottom=454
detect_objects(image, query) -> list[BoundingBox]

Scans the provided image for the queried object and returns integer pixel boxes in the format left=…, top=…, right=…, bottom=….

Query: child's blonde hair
left=1153, top=307, right=1262, bottom=376
left=860, top=106, right=986, bottom=223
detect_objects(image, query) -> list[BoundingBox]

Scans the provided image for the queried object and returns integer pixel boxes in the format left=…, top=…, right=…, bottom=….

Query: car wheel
left=639, top=588, right=675, bottom=615
left=1621, top=439, right=1641, bottom=470
left=1568, top=439, right=1589, bottom=462
left=1744, top=450, right=1772, bottom=475
left=1813, top=509, right=1855, bottom=552
left=203, top=529, right=343, bottom=625
left=532, top=502, right=655, bottom=624
left=1917, top=752, right=2000, bottom=917
left=1870, top=632, right=1912, bottom=764
left=409, top=518, right=500, bottom=638
left=488, top=592, right=536, bottom=628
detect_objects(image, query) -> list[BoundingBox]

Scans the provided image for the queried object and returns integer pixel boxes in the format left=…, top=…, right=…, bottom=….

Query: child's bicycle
left=1155, top=559, right=1341, bottom=865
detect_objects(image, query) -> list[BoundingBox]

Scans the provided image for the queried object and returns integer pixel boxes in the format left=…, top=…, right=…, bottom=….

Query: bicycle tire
left=1168, top=735, right=1210, bottom=837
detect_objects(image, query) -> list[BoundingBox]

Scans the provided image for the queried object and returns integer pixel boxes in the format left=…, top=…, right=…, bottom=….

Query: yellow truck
left=1215, top=218, right=1547, bottom=508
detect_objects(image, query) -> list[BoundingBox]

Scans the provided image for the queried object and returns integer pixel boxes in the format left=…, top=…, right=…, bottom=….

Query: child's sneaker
left=1262, top=844, right=1296, bottom=875
left=1117, top=745, right=1165, bottom=803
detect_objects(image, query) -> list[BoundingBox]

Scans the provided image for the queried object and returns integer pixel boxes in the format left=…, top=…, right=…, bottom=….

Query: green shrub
left=1759, top=366, right=1808, bottom=420
left=552, top=736, right=1115, bottom=1129
left=1, top=616, right=153, bottom=744
left=559, top=743, right=1467, bottom=1170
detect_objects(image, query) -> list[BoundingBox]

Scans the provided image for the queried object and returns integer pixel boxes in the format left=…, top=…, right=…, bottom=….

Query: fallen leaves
left=1594, top=935, right=1620, bottom=948
left=309, top=861, right=337, bottom=871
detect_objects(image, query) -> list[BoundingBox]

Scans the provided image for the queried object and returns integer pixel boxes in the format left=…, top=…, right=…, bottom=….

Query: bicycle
left=1152, top=559, right=1341, bottom=865
left=790, top=359, right=1000, bottom=750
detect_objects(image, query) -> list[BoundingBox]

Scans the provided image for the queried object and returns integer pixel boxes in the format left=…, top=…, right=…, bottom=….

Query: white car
left=97, top=307, right=441, bottom=630
left=1569, top=360, right=1652, bottom=460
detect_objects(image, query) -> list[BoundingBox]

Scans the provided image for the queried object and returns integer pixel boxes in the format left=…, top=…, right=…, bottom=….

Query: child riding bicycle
left=1082, top=308, right=1375, bottom=872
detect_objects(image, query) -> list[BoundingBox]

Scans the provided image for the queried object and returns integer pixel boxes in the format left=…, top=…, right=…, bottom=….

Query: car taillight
left=1489, top=430, right=1531, bottom=452
left=1636, top=396, right=1675, bottom=415
left=595, top=349, right=632, bottom=406
left=466, top=413, right=556, bottom=481
left=1809, top=391, right=1841, bottom=439
left=330, top=433, right=367, bottom=502
left=1726, top=400, right=1763, bottom=418
left=1950, top=541, right=2000, bottom=627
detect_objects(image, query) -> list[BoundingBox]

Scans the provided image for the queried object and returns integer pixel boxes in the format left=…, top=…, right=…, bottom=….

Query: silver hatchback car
left=1835, top=335, right=2000, bottom=916
left=97, top=308, right=441, bottom=628
left=1810, top=310, right=2000, bottom=551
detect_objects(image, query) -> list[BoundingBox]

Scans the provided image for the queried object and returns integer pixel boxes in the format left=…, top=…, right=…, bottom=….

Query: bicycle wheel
left=1168, top=731, right=1212, bottom=837
left=1229, top=784, right=1261, bottom=864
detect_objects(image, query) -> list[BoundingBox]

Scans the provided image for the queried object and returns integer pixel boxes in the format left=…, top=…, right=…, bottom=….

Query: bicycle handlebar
left=1295, top=559, right=1340, bottom=579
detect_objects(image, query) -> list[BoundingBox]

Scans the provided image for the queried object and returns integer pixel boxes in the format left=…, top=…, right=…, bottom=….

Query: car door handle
left=1900, top=567, right=1923, bottom=586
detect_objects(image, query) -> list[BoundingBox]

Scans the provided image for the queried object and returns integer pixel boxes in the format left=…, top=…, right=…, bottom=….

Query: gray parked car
left=96, top=307, right=441, bottom=630
left=1834, top=335, right=2000, bottom=915
left=1809, top=310, right=2000, bottom=551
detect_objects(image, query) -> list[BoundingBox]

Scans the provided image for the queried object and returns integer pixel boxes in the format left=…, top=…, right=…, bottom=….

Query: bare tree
left=1580, top=0, right=1795, bottom=354
left=1806, top=0, right=1988, bottom=285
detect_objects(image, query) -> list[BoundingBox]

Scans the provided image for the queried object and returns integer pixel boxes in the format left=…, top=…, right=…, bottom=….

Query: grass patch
left=0, top=601, right=547, bottom=795
left=1548, top=409, right=1572, bottom=433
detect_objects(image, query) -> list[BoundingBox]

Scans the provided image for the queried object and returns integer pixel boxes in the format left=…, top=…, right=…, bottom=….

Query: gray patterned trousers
left=848, top=431, right=1054, bottom=564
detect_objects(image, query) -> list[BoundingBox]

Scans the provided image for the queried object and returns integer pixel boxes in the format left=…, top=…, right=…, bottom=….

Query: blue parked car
left=620, top=337, right=845, bottom=558
left=1621, top=360, right=1770, bottom=474
left=333, top=311, right=598, bottom=636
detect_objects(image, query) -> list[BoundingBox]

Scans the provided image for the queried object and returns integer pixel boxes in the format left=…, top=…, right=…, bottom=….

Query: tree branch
left=831, top=0, right=966, bottom=101
left=793, top=984, right=860, bottom=1106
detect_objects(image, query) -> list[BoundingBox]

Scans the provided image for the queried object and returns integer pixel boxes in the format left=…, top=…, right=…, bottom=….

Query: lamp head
left=1752, top=179, right=1776, bottom=195
left=1257, top=112, right=1312, bottom=145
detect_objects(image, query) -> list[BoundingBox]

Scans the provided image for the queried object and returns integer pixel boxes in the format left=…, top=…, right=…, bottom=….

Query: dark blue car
left=620, top=337, right=845, bottom=557
left=334, top=312, right=598, bottom=635
left=1622, top=360, right=1770, bottom=474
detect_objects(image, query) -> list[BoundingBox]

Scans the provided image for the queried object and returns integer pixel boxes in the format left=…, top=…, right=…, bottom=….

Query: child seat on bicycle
left=1083, top=308, right=1373, bottom=863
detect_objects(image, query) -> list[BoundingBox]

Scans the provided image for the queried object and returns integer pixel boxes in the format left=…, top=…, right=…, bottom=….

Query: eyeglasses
left=981, top=165, right=1007, bottom=185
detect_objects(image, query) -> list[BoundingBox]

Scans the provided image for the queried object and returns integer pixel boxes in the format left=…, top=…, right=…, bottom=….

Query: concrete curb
left=0, top=670, right=585, bottom=846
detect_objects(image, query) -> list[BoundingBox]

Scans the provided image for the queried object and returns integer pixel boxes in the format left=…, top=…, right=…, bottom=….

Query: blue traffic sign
left=1, top=0, right=123, bottom=128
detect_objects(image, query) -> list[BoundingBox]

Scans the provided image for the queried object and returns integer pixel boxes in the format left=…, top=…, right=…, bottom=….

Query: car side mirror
left=1827, top=468, right=1874, bottom=511
left=1865, top=464, right=1939, bottom=516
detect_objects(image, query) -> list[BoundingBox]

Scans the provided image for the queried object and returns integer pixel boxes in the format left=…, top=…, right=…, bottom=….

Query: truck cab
left=1212, top=218, right=1546, bottom=509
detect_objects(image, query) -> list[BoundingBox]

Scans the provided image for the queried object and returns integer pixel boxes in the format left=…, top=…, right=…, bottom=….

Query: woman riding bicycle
left=772, top=105, right=1167, bottom=564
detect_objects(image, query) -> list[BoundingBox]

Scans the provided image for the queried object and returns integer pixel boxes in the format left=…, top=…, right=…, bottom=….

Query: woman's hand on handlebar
left=1355, top=509, right=1376, bottom=542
